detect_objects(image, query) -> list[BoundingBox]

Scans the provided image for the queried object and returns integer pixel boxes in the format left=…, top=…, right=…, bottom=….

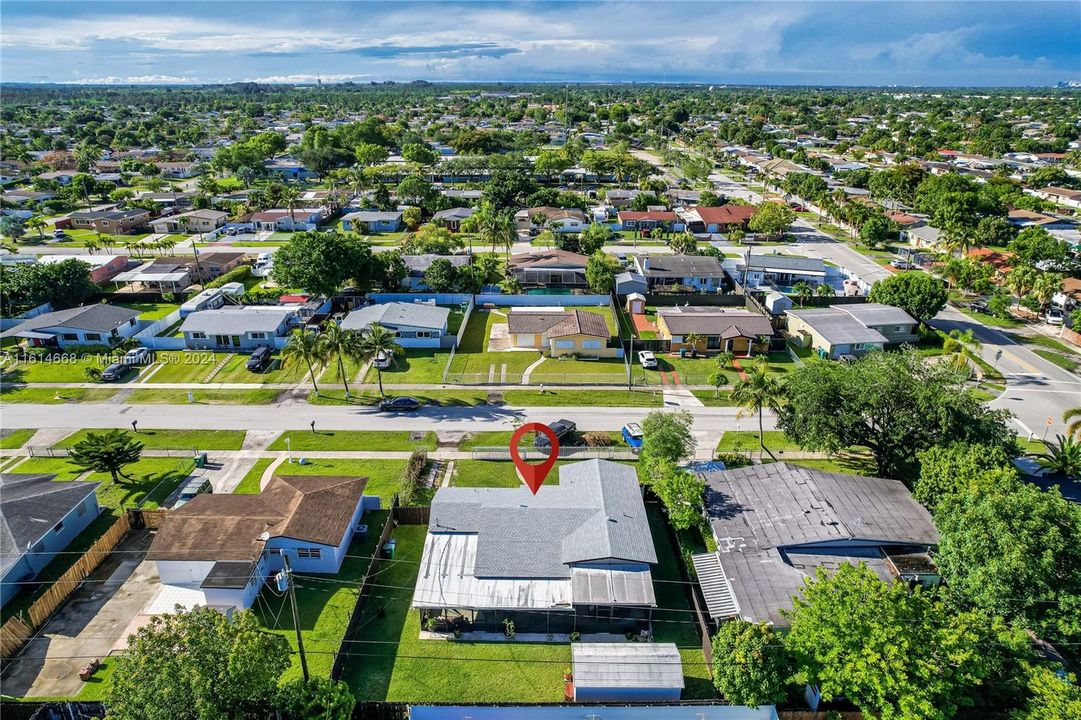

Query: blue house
left=1, top=473, right=102, bottom=608
left=341, top=210, right=403, bottom=233
left=147, top=475, right=378, bottom=611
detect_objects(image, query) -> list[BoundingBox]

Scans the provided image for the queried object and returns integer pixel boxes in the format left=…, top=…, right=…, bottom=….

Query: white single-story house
left=341, top=301, right=451, bottom=348
left=341, top=211, right=403, bottom=233
left=786, top=303, right=918, bottom=359
left=150, top=209, right=229, bottom=234
left=147, top=475, right=378, bottom=612
left=0, top=304, right=141, bottom=348
left=250, top=209, right=325, bottom=232
left=633, top=255, right=727, bottom=291
left=178, top=306, right=298, bottom=350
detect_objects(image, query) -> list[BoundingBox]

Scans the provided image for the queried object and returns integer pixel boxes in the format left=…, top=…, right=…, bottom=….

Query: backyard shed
left=571, top=642, right=684, bottom=702
left=625, top=292, right=647, bottom=314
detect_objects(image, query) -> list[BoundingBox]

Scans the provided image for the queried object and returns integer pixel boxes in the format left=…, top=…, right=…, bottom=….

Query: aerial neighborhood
left=0, top=68, right=1080, bottom=720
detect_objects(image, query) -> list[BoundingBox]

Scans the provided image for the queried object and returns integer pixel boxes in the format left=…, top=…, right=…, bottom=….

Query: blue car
left=621, top=422, right=643, bottom=449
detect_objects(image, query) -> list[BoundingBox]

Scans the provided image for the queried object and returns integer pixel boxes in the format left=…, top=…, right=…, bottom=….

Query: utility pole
left=281, top=555, right=309, bottom=682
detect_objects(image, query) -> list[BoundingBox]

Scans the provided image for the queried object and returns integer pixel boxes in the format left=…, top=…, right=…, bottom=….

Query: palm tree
left=715, top=350, right=735, bottom=370
left=1005, top=265, right=1038, bottom=303
left=279, top=184, right=301, bottom=228
left=791, top=281, right=814, bottom=308
left=282, top=328, right=327, bottom=396
left=1065, top=408, right=1081, bottom=440
left=684, top=332, right=704, bottom=355
left=730, top=360, right=784, bottom=457
left=1031, top=273, right=1063, bottom=313
left=25, top=214, right=46, bottom=242
left=815, top=283, right=834, bottom=298
left=319, top=322, right=359, bottom=397
left=355, top=323, right=404, bottom=397
left=83, top=235, right=101, bottom=255
left=1031, top=434, right=1081, bottom=480
left=943, top=328, right=983, bottom=375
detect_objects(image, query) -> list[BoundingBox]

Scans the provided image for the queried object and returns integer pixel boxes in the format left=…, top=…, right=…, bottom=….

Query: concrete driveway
left=1, top=532, right=159, bottom=698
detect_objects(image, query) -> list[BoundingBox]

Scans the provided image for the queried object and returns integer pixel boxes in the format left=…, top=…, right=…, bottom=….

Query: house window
left=297, top=548, right=322, bottom=560
left=555, top=340, right=574, bottom=349
left=53, top=520, right=64, bottom=533
left=101, top=221, right=110, bottom=228
left=85, top=333, right=102, bottom=342
left=582, top=340, right=602, bottom=350
left=61, top=333, right=78, bottom=341
left=398, top=331, right=416, bottom=338
left=415, top=331, right=432, bottom=338
left=268, top=548, right=282, bottom=556
left=895, top=325, right=905, bottom=332
left=192, top=331, right=207, bottom=339
left=250, top=332, right=266, bottom=339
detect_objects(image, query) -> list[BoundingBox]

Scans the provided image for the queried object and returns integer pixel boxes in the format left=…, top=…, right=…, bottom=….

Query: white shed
left=571, top=643, right=684, bottom=702
left=625, top=292, right=647, bottom=315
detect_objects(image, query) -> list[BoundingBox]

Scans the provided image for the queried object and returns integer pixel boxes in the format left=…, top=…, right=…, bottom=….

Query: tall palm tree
left=1005, top=265, right=1038, bottom=303
left=1031, top=273, right=1063, bottom=313
left=319, top=322, right=358, bottom=397
left=282, top=328, right=327, bottom=396
left=279, top=184, right=301, bottom=228
left=25, top=215, right=46, bottom=242
left=355, top=323, right=404, bottom=397
left=791, top=281, right=814, bottom=308
left=1065, top=408, right=1081, bottom=440
left=1031, top=434, right=1081, bottom=480
left=943, top=328, right=983, bottom=375
left=815, top=283, right=834, bottom=298
left=730, top=359, right=784, bottom=456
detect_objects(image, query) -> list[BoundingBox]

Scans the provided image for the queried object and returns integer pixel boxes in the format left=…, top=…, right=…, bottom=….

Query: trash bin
left=382, top=539, right=397, bottom=559
left=679, top=348, right=687, bottom=358
left=356, top=524, right=368, bottom=541
left=194, top=452, right=207, bottom=468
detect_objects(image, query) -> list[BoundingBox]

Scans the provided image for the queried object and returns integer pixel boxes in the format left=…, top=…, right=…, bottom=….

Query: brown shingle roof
left=658, top=307, right=773, bottom=338
left=148, top=475, right=367, bottom=562
left=506, top=309, right=610, bottom=338
left=692, top=205, right=757, bottom=226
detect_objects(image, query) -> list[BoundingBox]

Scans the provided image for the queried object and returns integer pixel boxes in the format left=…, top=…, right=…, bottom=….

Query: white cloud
left=245, top=73, right=370, bottom=84
left=69, top=75, right=200, bottom=85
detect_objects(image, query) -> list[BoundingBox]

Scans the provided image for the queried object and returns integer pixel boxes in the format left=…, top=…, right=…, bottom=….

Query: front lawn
left=1, top=355, right=122, bottom=383
left=233, top=458, right=274, bottom=494
left=211, top=353, right=310, bottom=384
left=690, top=390, right=738, bottom=407
left=527, top=357, right=628, bottom=384
left=339, top=523, right=570, bottom=702
left=457, top=430, right=623, bottom=451
left=447, top=309, right=542, bottom=381
left=502, top=389, right=662, bottom=407
left=362, top=348, right=450, bottom=385
left=0, top=386, right=119, bottom=403
left=0, top=429, right=36, bottom=449
left=318, top=355, right=363, bottom=385
left=268, top=458, right=419, bottom=504
left=116, top=302, right=181, bottom=321
left=308, top=389, right=489, bottom=407
left=9, top=456, right=196, bottom=509
left=56, top=428, right=245, bottom=451
left=254, top=510, right=386, bottom=681
left=716, top=431, right=802, bottom=453
left=145, top=351, right=223, bottom=383
left=268, top=430, right=437, bottom=453
left=125, top=388, right=282, bottom=405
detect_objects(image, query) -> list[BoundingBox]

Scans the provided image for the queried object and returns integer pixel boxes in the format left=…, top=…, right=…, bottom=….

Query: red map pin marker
left=510, top=422, right=560, bottom=495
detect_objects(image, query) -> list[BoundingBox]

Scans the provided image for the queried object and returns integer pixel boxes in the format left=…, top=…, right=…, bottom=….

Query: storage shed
left=625, top=292, right=647, bottom=315
left=571, top=643, right=684, bottom=702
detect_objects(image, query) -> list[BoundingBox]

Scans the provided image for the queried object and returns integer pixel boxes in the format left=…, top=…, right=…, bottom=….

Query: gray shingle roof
left=341, top=301, right=449, bottom=332
left=701, top=463, right=937, bottom=626
left=343, top=211, right=403, bottom=223
left=0, top=304, right=140, bottom=339
left=179, top=306, right=295, bottom=335
left=837, top=302, right=917, bottom=327
left=787, top=308, right=888, bottom=345
left=0, top=474, right=101, bottom=576
left=428, top=459, right=657, bottom=579
left=432, top=207, right=475, bottom=221
left=747, top=254, right=825, bottom=273
left=657, top=306, right=772, bottom=338
left=637, top=255, right=725, bottom=277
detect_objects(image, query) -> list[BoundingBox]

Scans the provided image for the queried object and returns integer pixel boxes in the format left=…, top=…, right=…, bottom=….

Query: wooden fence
left=0, top=508, right=164, bottom=661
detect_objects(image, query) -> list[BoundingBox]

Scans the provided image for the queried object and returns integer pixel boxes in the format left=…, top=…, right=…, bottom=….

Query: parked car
left=100, top=362, right=133, bottom=382
left=621, top=422, right=644, bottom=450
left=122, top=347, right=151, bottom=365
left=372, top=350, right=394, bottom=370
left=638, top=350, right=658, bottom=369
left=246, top=346, right=272, bottom=371
left=890, top=258, right=912, bottom=270
left=1044, top=308, right=1064, bottom=325
left=52, top=229, right=68, bottom=239
left=837, top=354, right=858, bottom=364
left=379, top=396, right=422, bottom=412
left=969, top=299, right=991, bottom=314
left=174, top=477, right=211, bottom=509
left=535, top=419, right=576, bottom=448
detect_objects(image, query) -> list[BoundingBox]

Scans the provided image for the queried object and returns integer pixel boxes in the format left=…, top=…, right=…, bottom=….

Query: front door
left=231, top=335, right=241, bottom=348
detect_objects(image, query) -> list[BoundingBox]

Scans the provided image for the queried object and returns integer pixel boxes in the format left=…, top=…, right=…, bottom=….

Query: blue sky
left=1, top=1, right=1078, bottom=86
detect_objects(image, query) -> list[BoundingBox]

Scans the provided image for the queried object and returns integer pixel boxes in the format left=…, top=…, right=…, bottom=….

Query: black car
left=378, top=396, right=422, bottom=412
left=246, top=346, right=272, bottom=371
left=969, top=299, right=991, bottom=314
left=535, top=419, right=577, bottom=448
left=101, top=362, right=131, bottom=382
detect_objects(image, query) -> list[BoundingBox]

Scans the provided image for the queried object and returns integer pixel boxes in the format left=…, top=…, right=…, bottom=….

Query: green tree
left=272, top=231, right=370, bottom=298
left=356, top=323, right=404, bottom=397
left=423, top=257, right=460, bottom=292
left=730, top=359, right=784, bottom=455
left=67, top=429, right=144, bottom=485
left=319, top=322, right=358, bottom=397
left=649, top=458, right=705, bottom=530
left=748, top=201, right=794, bottom=238
left=707, top=371, right=729, bottom=398
left=401, top=142, right=440, bottom=167
left=935, top=481, right=1081, bottom=645
left=777, top=349, right=1016, bottom=478
left=282, top=328, right=327, bottom=396
left=578, top=222, right=613, bottom=254
left=276, top=677, right=355, bottom=720
left=354, top=142, right=389, bottom=166
left=715, top=350, right=735, bottom=369
left=0, top=215, right=26, bottom=241
left=0, top=258, right=96, bottom=315
left=585, top=251, right=622, bottom=294
left=785, top=564, right=992, bottom=720
left=396, top=175, right=434, bottom=208
left=1008, top=227, right=1072, bottom=268
left=914, top=442, right=1017, bottom=511
left=942, top=328, right=983, bottom=375
left=791, top=280, right=814, bottom=308
left=402, top=206, right=423, bottom=230
left=669, top=231, right=698, bottom=255
left=711, top=621, right=792, bottom=707
left=867, top=271, right=948, bottom=325
left=639, top=409, right=696, bottom=465
left=859, top=213, right=895, bottom=249
left=1013, top=667, right=1081, bottom=720
left=107, top=606, right=289, bottom=720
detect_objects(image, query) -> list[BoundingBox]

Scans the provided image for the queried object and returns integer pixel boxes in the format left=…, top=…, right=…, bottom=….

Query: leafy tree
left=67, top=429, right=143, bottom=484
left=1032, top=434, right=1081, bottom=479
left=585, top=251, right=621, bottom=294
left=484, top=170, right=536, bottom=210
left=669, top=231, right=698, bottom=255
left=777, top=349, right=1015, bottom=478
left=276, top=677, right=355, bottom=720
left=639, top=409, right=695, bottom=465
left=935, top=481, right=1081, bottom=645
left=356, top=323, right=404, bottom=397
left=748, top=201, right=794, bottom=238
left=401, top=223, right=464, bottom=255
left=914, top=442, right=1017, bottom=510
left=272, top=231, right=370, bottom=298
left=423, top=257, right=460, bottom=292
left=648, top=458, right=705, bottom=530
left=784, top=564, right=992, bottom=720
left=1013, top=667, right=1081, bottom=720
left=396, top=175, right=434, bottom=208
left=107, top=606, right=289, bottom=720
left=866, top=271, right=948, bottom=324
left=629, top=192, right=660, bottom=211
left=319, top=322, right=358, bottom=397
left=578, top=222, right=613, bottom=255
left=0, top=258, right=97, bottom=315
left=375, top=250, right=409, bottom=290
left=354, top=142, right=389, bottom=166
left=711, top=621, right=792, bottom=707
left=697, top=190, right=723, bottom=207
left=1008, top=226, right=1072, bottom=269
left=282, top=328, right=327, bottom=395
left=859, top=213, right=895, bottom=249
left=707, top=371, right=729, bottom=397
left=402, top=206, right=423, bottom=230
left=791, top=280, right=814, bottom=308
left=0, top=215, right=26, bottom=241
left=730, top=359, right=784, bottom=455
left=401, top=142, right=440, bottom=167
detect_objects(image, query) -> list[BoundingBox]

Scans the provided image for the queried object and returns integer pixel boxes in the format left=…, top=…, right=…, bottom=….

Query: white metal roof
left=691, top=552, right=740, bottom=620
left=571, top=643, right=684, bottom=689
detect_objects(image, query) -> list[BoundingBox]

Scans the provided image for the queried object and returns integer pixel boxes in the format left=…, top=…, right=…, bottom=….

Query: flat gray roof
left=571, top=643, right=684, bottom=689
left=180, top=306, right=295, bottom=334
left=837, top=302, right=917, bottom=327
left=341, top=301, right=450, bottom=331
left=787, top=308, right=888, bottom=346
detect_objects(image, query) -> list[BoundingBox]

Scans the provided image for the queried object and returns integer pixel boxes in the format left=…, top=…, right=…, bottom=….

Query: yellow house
left=506, top=309, right=618, bottom=358
left=655, top=306, right=774, bottom=356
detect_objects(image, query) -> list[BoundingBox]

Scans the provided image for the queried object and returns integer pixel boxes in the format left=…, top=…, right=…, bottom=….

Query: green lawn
left=269, top=458, right=419, bottom=504
left=4, top=457, right=86, bottom=481
left=0, top=386, right=119, bottom=403
left=1032, top=348, right=1079, bottom=373
left=447, top=309, right=542, bottom=381
left=56, top=428, right=245, bottom=451
left=211, top=353, right=310, bottom=384
left=125, top=388, right=282, bottom=405
left=1010, top=333, right=1077, bottom=355
left=308, top=389, right=489, bottom=407
left=116, top=302, right=181, bottom=321
left=527, top=357, right=627, bottom=384
left=145, top=351, right=223, bottom=383
left=457, top=430, right=623, bottom=451
left=318, top=355, right=363, bottom=385
left=254, top=511, right=386, bottom=681
left=339, top=523, right=570, bottom=702
left=783, top=456, right=879, bottom=477
left=636, top=352, right=793, bottom=387
left=1, top=355, right=121, bottom=383
left=690, top=390, right=738, bottom=407
left=268, top=430, right=437, bottom=453
left=0, top=429, right=36, bottom=449
left=503, top=389, right=663, bottom=407
left=233, top=458, right=274, bottom=494
left=362, top=348, right=450, bottom=384
left=955, top=304, right=1023, bottom=328
left=716, top=431, right=803, bottom=453
left=8, top=456, right=196, bottom=509
left=450, top=460, right=533, bottom=488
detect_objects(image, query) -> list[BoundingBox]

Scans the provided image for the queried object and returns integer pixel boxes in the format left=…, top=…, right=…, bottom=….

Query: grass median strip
left=125, top=388, right=282, bottom=405
left=0, top=429, right=36, bottom=449
left=55, top=428, right=246, bottom=451
left=0, top=387, right=119, bottom=403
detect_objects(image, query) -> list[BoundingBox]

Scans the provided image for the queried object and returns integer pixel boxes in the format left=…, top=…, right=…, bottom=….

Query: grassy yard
left=125, top=388, right=282, bottom=404
left=783, top=455, right=879, bottom=477
left=0, top=429, right=36, bottom=449
left=268, top=458, right=418, bottom=504
left=116, top=302, right=181, bottom=321
left=233, top=458, right=274, bottom=494
left=253, top=510, right=386, bottom=681
left=339, top=523, right=570, bottom=702
left=362, top=348, right=451, bottom=385
left=0, top=386, right=119, bottom=403
left=7, top=456, right=196, bottom=509
left=55, top=428, right=245, bottom=451
left=211, top=353, right=310, bottom=384
left=716, top=431, right=803, bottom=453
left=690, top=390, right=738, bottom=406
left=503, top=389, right=662, bottom=407
left=318, top=355, right=364, bottom=385
left=1, top=355, right=123, bottom=383
left=447, top=309, right=542, bottom=381
left=457, top=429, right=624, bottom=451
left=145, top=351, right=224, bottom=383
left=268, top=430, right=437, bottom=453
left=955, top=304, right=1024, bottom=329
left=308, top=389, right=489, bottom=407
left=527, top=356, right=627, bottom=384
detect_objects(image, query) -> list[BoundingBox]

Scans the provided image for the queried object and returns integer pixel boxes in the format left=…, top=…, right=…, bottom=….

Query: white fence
left=133, top=309, right=185, bottom=350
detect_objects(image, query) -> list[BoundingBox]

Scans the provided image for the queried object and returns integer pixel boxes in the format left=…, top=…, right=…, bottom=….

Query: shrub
left=206, top=264, right=252, bottom=289
left=581, top=431, right=613, bottom=447
left=399, top=450, right=428, bottom=505
left=715, top=452, right=753, bottom=469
